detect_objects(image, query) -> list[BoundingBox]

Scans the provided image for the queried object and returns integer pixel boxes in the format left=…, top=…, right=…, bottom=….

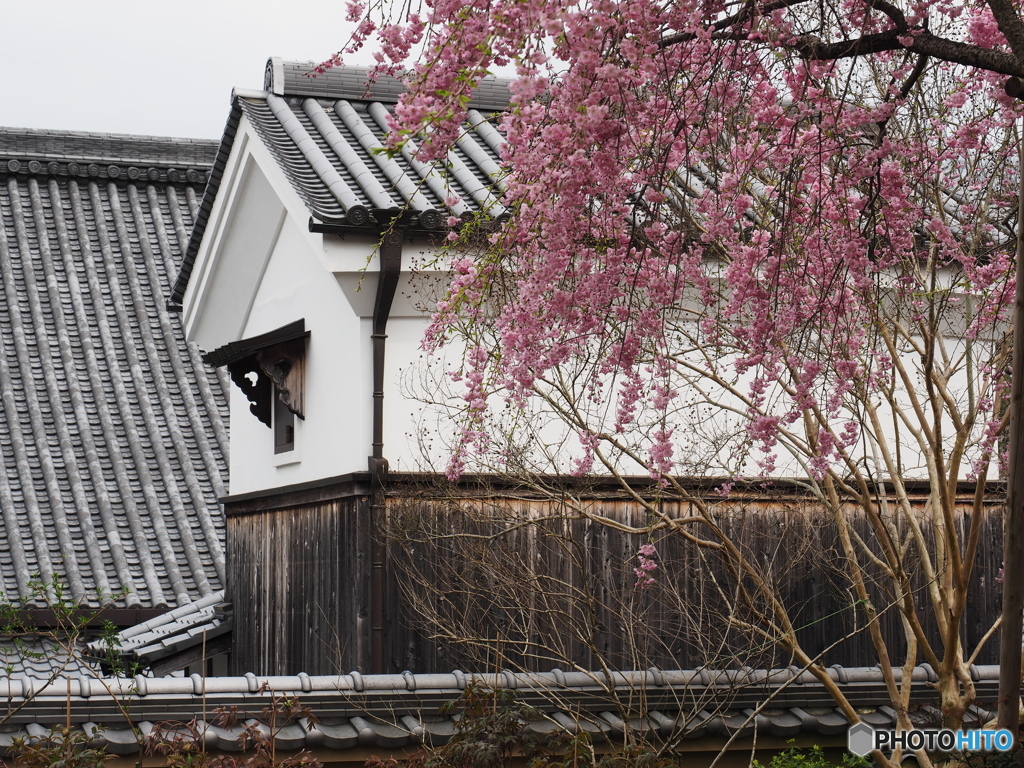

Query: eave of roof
left=168, top=96, right=248, bottom=309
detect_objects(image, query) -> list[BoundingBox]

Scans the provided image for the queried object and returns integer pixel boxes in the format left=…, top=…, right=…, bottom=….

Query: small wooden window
left=274, top=386, right=295, bottom=454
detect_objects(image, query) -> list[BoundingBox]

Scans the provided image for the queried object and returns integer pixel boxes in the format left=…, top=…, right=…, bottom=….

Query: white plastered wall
left=229, top=231, right=451, bottom=494
left=182, top=117, right=455, bottom=494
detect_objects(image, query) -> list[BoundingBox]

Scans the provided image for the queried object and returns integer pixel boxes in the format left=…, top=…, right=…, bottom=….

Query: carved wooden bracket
left=204, top=319, right=309, bottom=429
left=257, top=338, right=305, bottom=419
left=229, top=358, right=273, bottom=427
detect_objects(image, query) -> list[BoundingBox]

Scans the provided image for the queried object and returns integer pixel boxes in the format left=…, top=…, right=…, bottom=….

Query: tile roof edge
left=232, top=87, right=271, bottom=100
left=0, top=127, right=218, bottom=169
left=169, top=98, right=247, bottom=308
left=0, top=126, right=219, bottom=146
left=265, top=57, right=511, bottom=111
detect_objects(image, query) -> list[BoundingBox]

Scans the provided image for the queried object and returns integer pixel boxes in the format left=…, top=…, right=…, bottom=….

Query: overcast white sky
left=2, top=0, right=373, bottom=140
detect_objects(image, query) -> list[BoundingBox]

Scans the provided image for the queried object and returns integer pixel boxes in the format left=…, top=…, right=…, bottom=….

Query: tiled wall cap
left=147, top=168, right=160, bottom=180
left=47, top=161, right=60, bottom=174
left=209, top=723, right=246, bottom=752
left=682, top=709, right=712, bottom=739
left=191, top=673, right=205, bottom=694
left=830, top=664, right=848, bottom=684
left=317, top=721, right=359, bottom=749
left=80, top=722, right=105, bottom=749
left=502, top=670, right=517, bottom=690
left=551, top=668, right=567, bottom=688
left=746, top=707, right=771, bottom=731
left=187, top=169, right=203, bottom=183
left=67, top=162, right=80, bottom=175
left=107, top=165, right=121, bottom=178
left=452, top=670, right=466, bottom=690
left=548, top=710, right=579, bottom=734
left=271, top=723, right=307, bottom=751
left=647, top=667, right=665, bottom=687
left=245, top=672, right=259, bottom=693
left=134, top=674, right=148, bottom=696
left=920, top=704, right=943, bottom=725
left=7, top=159, right=20, bottom=172
left=720, top=711, right=754, bottom=738
left=788, top=707, right=815, bottom=729
left=402, top=670, right=416, bottom=691
left=602, top=670, right=618, bottom=690
left=168, top=168, right=181, bottom=182
left=768, top=710, right=804, bottom=737
left=349, top=670, right=364, bottom=692
left=127, top=167, right=142, bottom=180
left=298, top=672, right=312, bottom=692
left=87, top=163, right=100, bottom=176
left=814, top=709, right=850, bottom=735
left=28, top=160, right=42, bottom=173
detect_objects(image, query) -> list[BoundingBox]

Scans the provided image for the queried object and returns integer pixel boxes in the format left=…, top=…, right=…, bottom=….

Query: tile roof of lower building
left=86, top=590, right=231, bottom=672
left=0, top=129, right=229, bottom=611
left=0, top=665, right=1003, bottom=759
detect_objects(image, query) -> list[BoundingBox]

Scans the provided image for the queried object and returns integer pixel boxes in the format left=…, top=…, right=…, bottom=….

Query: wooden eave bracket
left=205, top=319, right=309, bottom=426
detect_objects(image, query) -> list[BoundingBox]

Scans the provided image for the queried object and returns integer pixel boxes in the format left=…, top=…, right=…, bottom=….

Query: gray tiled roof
left=0, top=665, right=1002, bottom=757
left=0, top=636, right=93, bottom=679
left=0, top=129, right=229, bottom=611
left=86, top=590, right=231, bottom=669
left=170, top=58, right=509, bottom=306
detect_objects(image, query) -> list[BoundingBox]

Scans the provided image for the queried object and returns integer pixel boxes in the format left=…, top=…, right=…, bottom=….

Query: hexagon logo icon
left=848, top=723, right=875, bottom=756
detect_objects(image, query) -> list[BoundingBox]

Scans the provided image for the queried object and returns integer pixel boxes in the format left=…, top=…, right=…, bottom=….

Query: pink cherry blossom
left=322, top=0, right=1023, bottom=483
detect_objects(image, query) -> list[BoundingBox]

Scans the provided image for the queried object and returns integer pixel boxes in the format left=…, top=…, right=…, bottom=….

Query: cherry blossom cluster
left=327, top=0, right=1023, bottom=483
left=634, top=543, right=658, bottom=588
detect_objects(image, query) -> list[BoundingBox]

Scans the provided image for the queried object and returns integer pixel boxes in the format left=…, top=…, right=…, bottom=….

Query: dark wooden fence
left=226, top=475, right=1004, bottom=677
